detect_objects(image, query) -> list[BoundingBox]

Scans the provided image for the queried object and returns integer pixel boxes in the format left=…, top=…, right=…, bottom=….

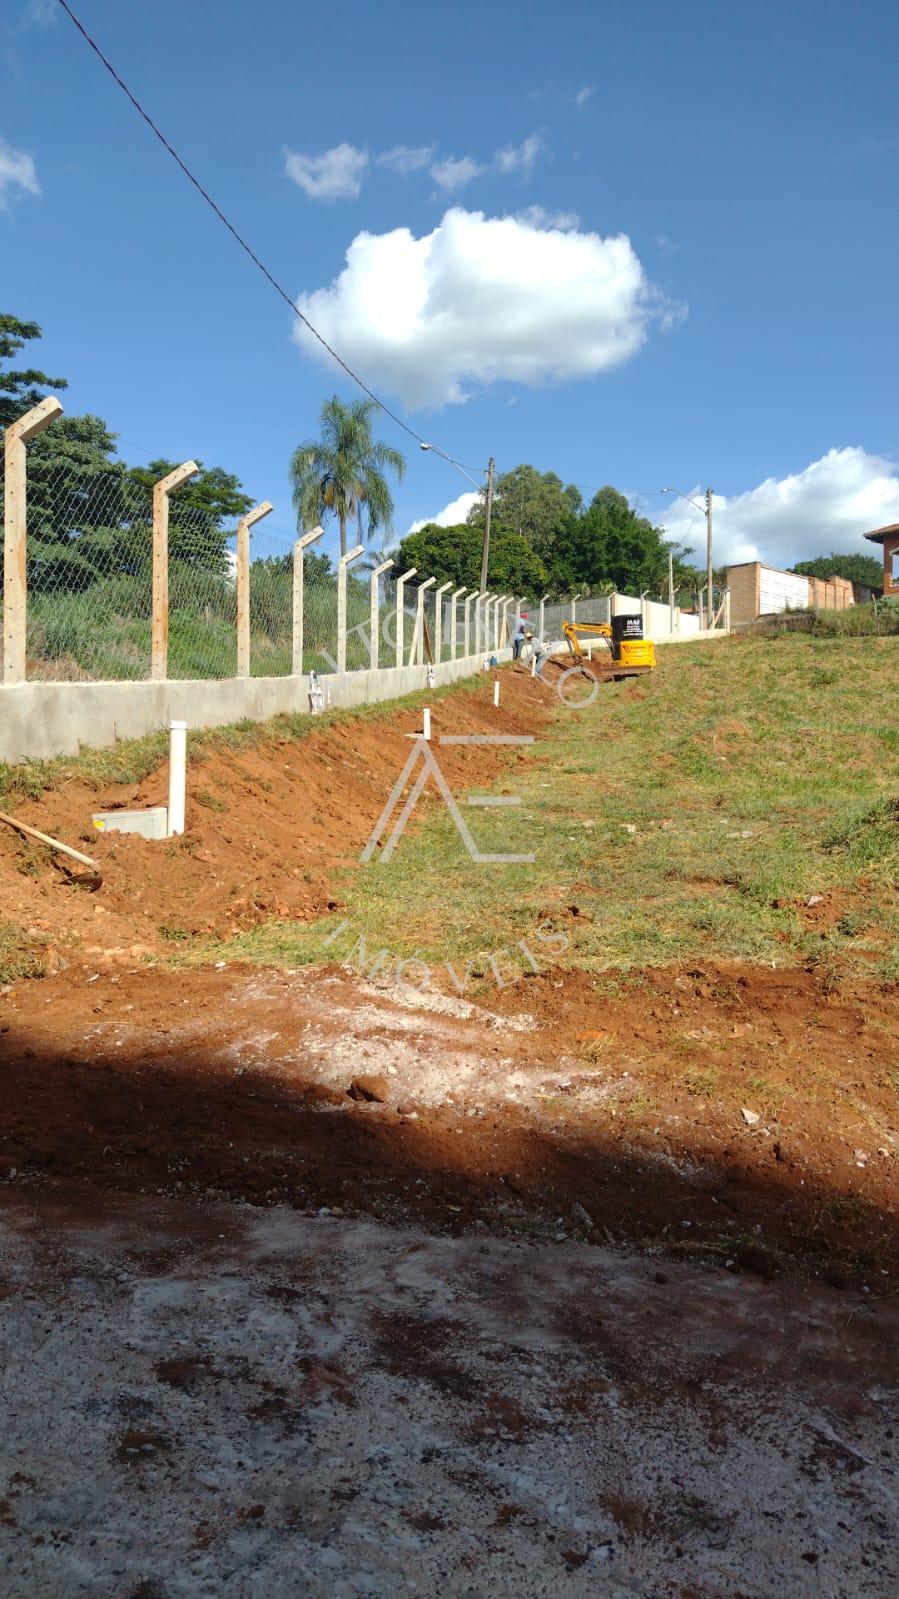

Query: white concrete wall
left=613, top=593, right=709, bottom=643
left=0, top=647, right=514, bottom=764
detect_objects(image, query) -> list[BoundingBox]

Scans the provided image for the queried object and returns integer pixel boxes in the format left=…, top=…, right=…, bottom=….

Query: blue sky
left=3, top=0, right=898, bottom=569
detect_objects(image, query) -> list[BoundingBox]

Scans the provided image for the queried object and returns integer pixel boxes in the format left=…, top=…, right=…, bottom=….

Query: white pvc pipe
left=167, top=719, right=187, bottom=836
left=423, top=706, right=431, bottom=741
left=493, top=679, right=500, bottom=707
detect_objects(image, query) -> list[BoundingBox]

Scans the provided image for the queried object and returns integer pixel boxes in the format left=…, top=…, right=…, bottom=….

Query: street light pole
left=661, top=485, right=714, bottom=628
left=706, top=486, right=714, bottom=628
left=479, top=457, right=495, bottom=597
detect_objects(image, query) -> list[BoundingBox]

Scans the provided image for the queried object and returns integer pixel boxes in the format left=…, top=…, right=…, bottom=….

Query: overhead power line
left=53, top=0, right=479, bottom=488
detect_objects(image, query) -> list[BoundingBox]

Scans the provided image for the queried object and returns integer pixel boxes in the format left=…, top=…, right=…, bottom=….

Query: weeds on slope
left=218, top=634, right=899, bottom=982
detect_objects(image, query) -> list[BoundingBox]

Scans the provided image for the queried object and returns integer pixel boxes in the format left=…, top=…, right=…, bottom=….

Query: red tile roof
left=864, top=523, right=899, bottom=544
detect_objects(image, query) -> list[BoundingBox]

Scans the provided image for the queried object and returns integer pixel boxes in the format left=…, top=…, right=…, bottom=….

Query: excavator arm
left=562, top=620, right=613, bottom=662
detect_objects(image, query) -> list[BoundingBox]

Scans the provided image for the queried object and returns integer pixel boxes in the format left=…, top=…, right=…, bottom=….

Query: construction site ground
left=1, top=635, right=897, bottom=1596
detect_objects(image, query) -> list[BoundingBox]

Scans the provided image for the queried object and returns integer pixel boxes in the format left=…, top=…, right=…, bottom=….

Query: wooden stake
left=0, top=809, right=98, bottom=869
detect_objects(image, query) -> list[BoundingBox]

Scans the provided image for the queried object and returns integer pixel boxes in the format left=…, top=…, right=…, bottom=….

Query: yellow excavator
left=562, top=616, right=656, bottom=678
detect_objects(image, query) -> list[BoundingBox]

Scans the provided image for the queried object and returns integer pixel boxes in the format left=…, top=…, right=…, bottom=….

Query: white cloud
left=284, top=143, right=368, bottom=201
left=661, top=449, right=899, bottom=568
left=574, top=86, right=594, bottom=109
left=0, top=139, right=40, bottom=210
left=377, top=145, right=434, bottom=174
left=495, top=133, right=543, bottom=176
left=429, top=155, right=485, bottom=193
left=409, top=490, right=480, bottom=533
left=293, top=206, right=669, bottom=407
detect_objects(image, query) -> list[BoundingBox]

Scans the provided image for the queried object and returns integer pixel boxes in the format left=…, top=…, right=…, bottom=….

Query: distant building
left=726, top=562, right=852, bottom=627
left=863, top=523, right=899, bottom=598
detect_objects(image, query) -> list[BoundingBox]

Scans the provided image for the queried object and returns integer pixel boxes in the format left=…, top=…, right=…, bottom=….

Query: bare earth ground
left=1, top=1186, right=897, bottom=1599
left=1, top=651, right=898, bottom=1594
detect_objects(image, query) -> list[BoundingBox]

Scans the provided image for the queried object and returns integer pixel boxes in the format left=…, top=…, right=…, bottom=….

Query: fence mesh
left=1, top=428, right=635, bottom=683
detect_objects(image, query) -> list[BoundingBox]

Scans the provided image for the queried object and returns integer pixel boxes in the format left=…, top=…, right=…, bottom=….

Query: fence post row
left=3, top=397, right=64, bottom=686
left=292, top=525, right=324, bottom=677
left=394, top=567, right=417, bottom=668
left=369, top=558, right=393, bottom=671
left=151, top=461, right=198, bottom=682
left=337, top=544, right=365, bottom=673
left=236, top=501, right=273, bottom=679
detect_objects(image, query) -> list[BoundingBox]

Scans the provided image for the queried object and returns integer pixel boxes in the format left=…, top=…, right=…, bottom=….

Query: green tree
left=467, top=464, right=582, bottom=561
left=549, top=487, right=679, bottom=595
left=793, top=552, right=884, bottom=589
left=289, top=396, right=406, bottom=557
left=0, top=312, right=67, bottom=427
left=395, top=522, right=548, bottom=595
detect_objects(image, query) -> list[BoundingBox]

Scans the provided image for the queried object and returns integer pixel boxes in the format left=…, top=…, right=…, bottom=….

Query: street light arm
left=660, top=488, right=707, bottom=516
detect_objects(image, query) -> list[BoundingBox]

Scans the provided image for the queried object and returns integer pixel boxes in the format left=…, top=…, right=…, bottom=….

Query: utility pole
left=706, top=486, right=714, bottom=629
left=668, top=550, right=675, bottom=635
left=478, top=457, right=495, bottom=597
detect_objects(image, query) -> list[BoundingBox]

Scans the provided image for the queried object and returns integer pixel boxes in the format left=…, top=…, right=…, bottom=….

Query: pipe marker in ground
left=168, top=720, right=187, bottom=837
left=493, top=679, right=500, bottom=706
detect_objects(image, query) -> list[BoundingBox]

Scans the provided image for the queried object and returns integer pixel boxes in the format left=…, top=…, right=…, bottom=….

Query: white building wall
left=758, top=567, right=809, bottom=614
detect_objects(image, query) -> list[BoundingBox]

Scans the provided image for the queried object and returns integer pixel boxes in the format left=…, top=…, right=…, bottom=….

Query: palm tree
left=289, top=396, right=406, bottom=557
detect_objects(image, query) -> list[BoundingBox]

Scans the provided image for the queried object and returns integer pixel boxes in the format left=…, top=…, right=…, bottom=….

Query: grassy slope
left=221, top=634, right=899, bottom=982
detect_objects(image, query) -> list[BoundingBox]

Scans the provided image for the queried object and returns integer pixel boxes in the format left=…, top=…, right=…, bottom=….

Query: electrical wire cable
left=53, top=0, right=481, bottom=488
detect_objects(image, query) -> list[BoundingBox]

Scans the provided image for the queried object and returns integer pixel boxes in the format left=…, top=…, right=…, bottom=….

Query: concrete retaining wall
left=0, top=649, right=515, bottom=764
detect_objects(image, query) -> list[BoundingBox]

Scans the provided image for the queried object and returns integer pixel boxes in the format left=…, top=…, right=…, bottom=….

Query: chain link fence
left=2, top=420, right=623, bottom=683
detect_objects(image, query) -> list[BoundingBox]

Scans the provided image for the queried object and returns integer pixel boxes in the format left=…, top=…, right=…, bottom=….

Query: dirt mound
left=0, top=668, right=551, bottom=970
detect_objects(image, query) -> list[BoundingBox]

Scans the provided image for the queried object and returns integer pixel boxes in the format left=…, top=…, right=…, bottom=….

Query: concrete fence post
left=292, top=525, right=324, bottom=676
left=495, top=595, right=506, bottom=652
left=413, top=576, right=436, bottom=665
left=433, top=580, right=452, bottom=664
left=480, top=593, right=494, bottom=657
left=539, top=593, right=549, bottom=642
left=500, top=596, right=512, bottom=651
left=337, top=544, right=365, bottom=673
left=463, top=591, right=476, bottom=658
left=570, top=592, right=581, bottom=625
left=369, top=558, right=393, bottom=671
left=490, top=595, right=502, bottom=653
left=450, top=586, right=467, bottom=659
left=236, top=501, right=273, bottom=679
left=151, top=460, right=199, bottom=682
left=395, top=567, right=417, bottom=668
left=2, top=396, right=63, bottom=685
